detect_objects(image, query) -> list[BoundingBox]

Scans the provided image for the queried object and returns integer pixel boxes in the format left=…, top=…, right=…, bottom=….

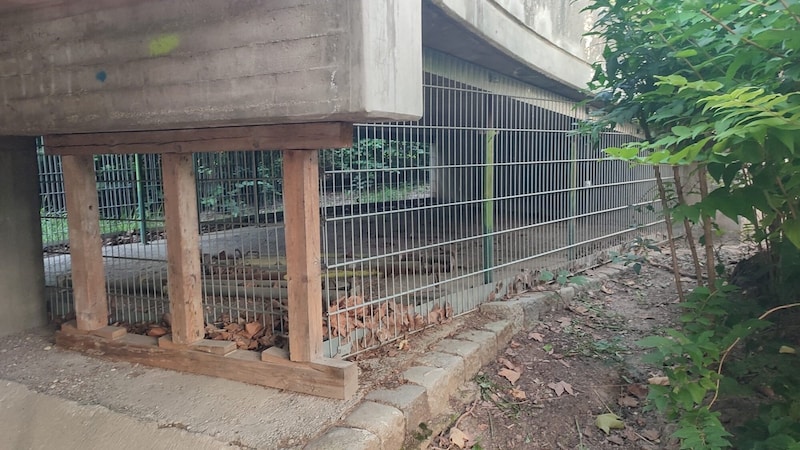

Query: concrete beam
left=426, top=0, right=595, bottom=95
left=0, top=0, right=422, bottom=135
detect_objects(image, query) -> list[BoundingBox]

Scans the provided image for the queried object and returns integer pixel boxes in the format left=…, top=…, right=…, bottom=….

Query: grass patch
left=41, top=216, right=163, bottom=245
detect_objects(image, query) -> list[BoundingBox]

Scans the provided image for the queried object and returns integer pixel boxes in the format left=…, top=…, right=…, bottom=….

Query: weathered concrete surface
left=0, top=0, right=422, bottom=135
left=424, top=0, right=598, bottom=96
left=0, top=380, right=237, bottom=450
left=0, top=137, right=47, bottom=336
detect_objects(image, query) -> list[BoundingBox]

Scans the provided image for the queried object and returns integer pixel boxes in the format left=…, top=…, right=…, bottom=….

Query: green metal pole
left=483, top=128, right=496, bottom=285
left=134, top=154, right=148, bottom=245
left=567, top=137, right=577, bottom=261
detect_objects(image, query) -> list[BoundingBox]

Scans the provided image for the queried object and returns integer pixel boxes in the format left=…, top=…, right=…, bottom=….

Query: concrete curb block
left=303, top=265, right=631, bottom=449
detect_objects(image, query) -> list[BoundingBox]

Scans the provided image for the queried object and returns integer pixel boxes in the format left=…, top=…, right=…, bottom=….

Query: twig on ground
left=453, top=399, right=478, bottom=430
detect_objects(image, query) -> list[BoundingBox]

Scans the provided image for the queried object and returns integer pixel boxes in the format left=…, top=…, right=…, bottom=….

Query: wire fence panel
left=320, top=51, right=667, bottom=357
left=39, top=49, right=667, bottom=357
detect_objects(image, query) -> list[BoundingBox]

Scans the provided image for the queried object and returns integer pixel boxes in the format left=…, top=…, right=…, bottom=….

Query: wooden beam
left=62, top=155, right=108, bottom=331
left=56, top=330, right=358, bottom=400
left=161, top=153, right=204, bottom=345
left=283, top=150, right=324, bottom=362
left=45, top=122, right=353, bottom=156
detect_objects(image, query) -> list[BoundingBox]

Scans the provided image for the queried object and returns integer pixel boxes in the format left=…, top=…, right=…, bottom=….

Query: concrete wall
left=0, top=0, right=422, bottom=135
left=428, top=0, right=598, bottom=93
left=0, top=137, right=47, bottom=336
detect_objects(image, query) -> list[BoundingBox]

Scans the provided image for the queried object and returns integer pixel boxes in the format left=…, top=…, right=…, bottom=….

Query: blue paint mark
left=96, top=70, right=107, bottom=82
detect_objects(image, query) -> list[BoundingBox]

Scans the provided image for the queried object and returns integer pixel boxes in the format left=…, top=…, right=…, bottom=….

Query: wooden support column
left=161, top=153, right=204, bottom=345
left=283, top=150, right=323, bottom=362
left=62, top=154, right=108, bottom=331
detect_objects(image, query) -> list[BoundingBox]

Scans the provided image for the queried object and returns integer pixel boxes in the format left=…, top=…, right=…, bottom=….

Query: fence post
left=134, top=154, right=148, bottom=245
left=483, top=121, right=496, bottom=285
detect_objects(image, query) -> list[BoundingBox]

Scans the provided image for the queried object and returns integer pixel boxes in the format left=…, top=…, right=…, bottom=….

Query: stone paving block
left=403, top=365, right=458, bottom=416
left=415, top=351, right=466, bottom=383
left=344, top=402, right=405, bottom=450
left=479, top=301, right=524, bottom=330
left=366, top=384, right=430, bottom=434
left=481, top=320, right=517, bottom=347
left=304, top=427, right=380, bottom=450
left=433, top=338, right=482, bottom=377
left=454, top=330, right=497, bottom=366
left=558, top=286, right=576, bottom=302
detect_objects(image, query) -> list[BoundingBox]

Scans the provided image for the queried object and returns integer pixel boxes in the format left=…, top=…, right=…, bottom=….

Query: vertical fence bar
left=134, top=153, right=148, bottom=245
left=568, top=135, right=577, bottom=261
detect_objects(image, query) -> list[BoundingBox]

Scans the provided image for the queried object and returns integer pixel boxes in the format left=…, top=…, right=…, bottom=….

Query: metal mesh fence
left=39, top=49, right=668, bottom=357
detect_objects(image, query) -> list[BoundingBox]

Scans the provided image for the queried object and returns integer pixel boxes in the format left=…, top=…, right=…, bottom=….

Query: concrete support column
left=0, top=137, right=47, bottom=336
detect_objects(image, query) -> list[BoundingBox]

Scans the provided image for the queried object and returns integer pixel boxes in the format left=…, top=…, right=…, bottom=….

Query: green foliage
left=319, top=138, right=429, bottom=195
left=195, top=139, right=430, bottom=215
left=582, top=0, right=800, bottom=246
left=538, top=269, right=588, bottom=286
left=609, top=236, right=661, bottom=274
left=582, top=2, right=800, bottom=445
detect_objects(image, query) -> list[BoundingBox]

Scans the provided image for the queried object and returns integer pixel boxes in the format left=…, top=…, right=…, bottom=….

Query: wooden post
left=283, top=150, right=323, bottom=362
left=161, top=153, right=204, bottom=345
left=62, top=154, right=108, bottom=331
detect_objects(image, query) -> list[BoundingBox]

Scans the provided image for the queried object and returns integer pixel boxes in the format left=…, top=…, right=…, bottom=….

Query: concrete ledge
left=402, top=366, right=455, bottom=417
left=366, top=384, right=430, bottom=434
left=433, top=339, right=483, bottom=376
left=453, top=330, right=497, bottom=367
left=481, top=320, right=518, bottom=347
left=343, top=402, right=405, bottom=450
left=415, top=352, right=466, bottom=383
left=303, top=427, right=381, bottom=450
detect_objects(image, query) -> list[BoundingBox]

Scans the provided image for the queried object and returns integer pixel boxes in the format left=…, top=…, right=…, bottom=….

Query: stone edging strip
left=303, top=263, right=628, bottom=450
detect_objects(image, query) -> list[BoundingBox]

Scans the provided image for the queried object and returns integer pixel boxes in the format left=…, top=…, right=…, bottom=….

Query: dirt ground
left=428, top=263, right=689, bottom=450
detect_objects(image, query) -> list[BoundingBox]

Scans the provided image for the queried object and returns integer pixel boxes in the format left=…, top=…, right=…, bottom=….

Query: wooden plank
left=56, top=330, right=357, bottom=400
left=283, top=150, right=324, bottom=362
left=90, top=326, right=127, bottom=340
left=62, top=154, right=108, bottom=331
left=45, top=122, right=353, bottom=156
left=159, top=335, right=236, bottom=355
left=161, top=153, right=204, bottom=345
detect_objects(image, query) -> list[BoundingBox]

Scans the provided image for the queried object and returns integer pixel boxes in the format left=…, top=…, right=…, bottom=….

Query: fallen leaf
left=601, top=285, right=614, bottom=294
left=569, top=305, right=589, bottom=315
left=244, top=321, right=263, bottom=339
left=547, top=380, right=574, bottom=397
left=396, top=339, right=409, bottom=350
left=607, top=434, right=625, bottom=445
left=449, top=427, right=470, bottom=449
left=557, top=317, right=572, bottom=327
left=641, top=429, right=660, bottom=441
left=509, top=340, right=522, bottom=349
left=558, top=359, right=571, bottom=368
left=647, top=376, right=670, bottom=386
left=528, top=332, right=544, bottom=342
left=509, top=388, right=527, bottom=400
left=617, top=395, right=639, bottom=407
left=779, top=345, right=796, bottom=354
left=623, top=428, right=638, bottom=441
left=146, top=326, right=167, bottom=337
left=498, top=368, right=521, bottom=385
left=498, top=357, right=521, bottom=372
left=595, top=413, right=625, bottom=434
left=757, top=385, right=777, bottom=398
left=627, top=384, right=649, bottom=399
